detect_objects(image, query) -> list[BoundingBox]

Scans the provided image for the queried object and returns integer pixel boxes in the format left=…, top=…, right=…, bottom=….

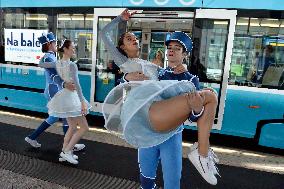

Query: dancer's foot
left=59, top=153, right=78, bottom=162
left=25, top=137, right=41, bottom=148
left=209, top=157, right=221, bottom=177
left=190, top=142, right=221, bottom=177
left=73, top=143, right=85, bottom=152
left=190, top=142, right=219, bottom=163
left=60, top=151, right=78, bottom=164
left=188, top=148, right=217, bottom=185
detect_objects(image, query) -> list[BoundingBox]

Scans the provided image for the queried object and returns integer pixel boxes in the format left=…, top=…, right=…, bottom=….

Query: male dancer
left=125, top=32, right=219, bottom=188
left=25, top=32, right=85, bottom=152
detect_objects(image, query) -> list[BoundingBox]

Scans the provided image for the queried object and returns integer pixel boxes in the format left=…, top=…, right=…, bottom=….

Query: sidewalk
left=0, top=168, right=69, bottom=189
left=0, top=112, right=283, bottom=189
left=0, top=109, right=284, bottom=175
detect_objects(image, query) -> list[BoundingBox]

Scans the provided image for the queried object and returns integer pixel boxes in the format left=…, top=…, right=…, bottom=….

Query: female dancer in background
left=25, top=32, right=85, bottom=153
left=39, top=39, right=90, bottom=164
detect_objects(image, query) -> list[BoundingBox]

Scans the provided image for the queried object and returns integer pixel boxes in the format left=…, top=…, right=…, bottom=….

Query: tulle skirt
left=47, top=88, right=91, bottom=118
left=103, top=80, right=196, bottom=148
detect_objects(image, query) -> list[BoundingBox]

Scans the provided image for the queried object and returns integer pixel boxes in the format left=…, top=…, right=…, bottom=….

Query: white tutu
left=103, top=80, right=196, bottom=148
left=47, top=60, right=91, bottom=118
left=47, top=88, right=91, bottom=118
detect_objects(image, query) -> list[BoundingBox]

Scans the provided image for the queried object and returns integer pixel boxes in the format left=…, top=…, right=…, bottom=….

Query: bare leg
left=197, top=90, right=218, bottom=156
left=149, top=95, right=192, bottom=132
left=62, top=123, right=75, bottom=151
left=64, top=116, right=89, bottom=152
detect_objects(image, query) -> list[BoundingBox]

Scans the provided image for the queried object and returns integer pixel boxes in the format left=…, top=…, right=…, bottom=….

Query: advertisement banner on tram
left=4, top=29, right=47, bottom=64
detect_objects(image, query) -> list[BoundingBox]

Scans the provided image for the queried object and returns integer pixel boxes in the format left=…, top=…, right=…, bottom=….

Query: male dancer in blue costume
left=125, top=32, right=219, bottom=188
left=25, top=32, right=85, bottom=152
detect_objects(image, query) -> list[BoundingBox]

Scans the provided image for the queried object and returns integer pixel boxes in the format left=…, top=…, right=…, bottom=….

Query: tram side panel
left=0, top=65, right=91, bottom=113
left=0, top=88, right=47, bottom=112
left=221, top=87, right=284, bottom=149
left=1, top=66, right=45, bottom=89
left=0, top=65, right=47, bottom=112
left=259, top=122, right=284, bottom=149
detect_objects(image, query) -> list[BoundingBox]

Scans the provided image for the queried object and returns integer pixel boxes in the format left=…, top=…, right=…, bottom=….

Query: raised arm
left=70, top=62, right=84, bottom=102
left=100, top=15, right=128, bottom=67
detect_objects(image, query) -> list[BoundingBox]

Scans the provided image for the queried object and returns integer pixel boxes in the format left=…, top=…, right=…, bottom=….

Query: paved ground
left=0, top=108, right=283, bottom=189
left=0, top=122, right=283, bottom=189
left=0, top=168, right=69, bottom=189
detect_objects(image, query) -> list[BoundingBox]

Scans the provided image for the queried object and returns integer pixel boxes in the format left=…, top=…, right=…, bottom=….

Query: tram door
left=192, top=9, right=237, bottom=129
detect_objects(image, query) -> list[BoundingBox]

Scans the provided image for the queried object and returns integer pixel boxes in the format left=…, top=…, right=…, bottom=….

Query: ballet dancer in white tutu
left=39, top=39, right=91, bottom=164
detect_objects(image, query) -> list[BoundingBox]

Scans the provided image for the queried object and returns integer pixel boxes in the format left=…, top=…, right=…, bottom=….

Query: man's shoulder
left=43, top=53, right=56, bottom=62
left=180, top=71, right=196, bottom=80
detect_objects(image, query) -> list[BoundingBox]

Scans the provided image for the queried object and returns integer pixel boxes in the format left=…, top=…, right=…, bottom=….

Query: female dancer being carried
left=39, top=39, right=90, bottom=164
left=101, top=9, right=220, bottom=185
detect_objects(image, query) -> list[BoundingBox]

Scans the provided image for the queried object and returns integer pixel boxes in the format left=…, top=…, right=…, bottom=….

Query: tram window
left=57, top=14, right=93, bottom=71
left=4, top=13, right=48, bottom=29
left=229, top=17, right=283, bottom=90
left=199, top=20, right=228, bottom=82
left=25, top=14, right=48, bottom=29
left=149, top=32, right=167, bottom=67
left=191, top=19, right=228, bottom=84
left=249, top=18, right=280, bottom=36
left=58, top=14, right=85, bottom=29
left=235, top=17, right=249, bottom=35
left=279, top=20, right=284, bottom=35
left=85, top=14, right=94, bottom=29
left=4, top=13, right=24, bottom=29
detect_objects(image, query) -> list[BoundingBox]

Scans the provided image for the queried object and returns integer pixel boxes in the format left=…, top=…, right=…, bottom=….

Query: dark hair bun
left=58, top=39, right=72, bottom=52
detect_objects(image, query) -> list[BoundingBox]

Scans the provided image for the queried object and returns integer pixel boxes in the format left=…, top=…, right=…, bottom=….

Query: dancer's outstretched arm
left=100, top=15, right=128, bottom=67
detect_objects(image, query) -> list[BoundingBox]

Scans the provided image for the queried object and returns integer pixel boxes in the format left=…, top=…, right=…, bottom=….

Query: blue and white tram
left=0, top=0, right=283, bottom=149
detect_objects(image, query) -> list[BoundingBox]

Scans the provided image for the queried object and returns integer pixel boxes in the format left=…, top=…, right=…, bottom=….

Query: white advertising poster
left=4, top=29, right=48, bottom=64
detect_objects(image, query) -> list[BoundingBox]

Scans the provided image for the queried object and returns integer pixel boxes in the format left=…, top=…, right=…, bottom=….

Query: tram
left=0, top=0, right=283, bottom=149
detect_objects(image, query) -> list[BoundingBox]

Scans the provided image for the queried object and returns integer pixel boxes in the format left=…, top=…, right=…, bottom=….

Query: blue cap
left=38, top=32, right=56, bottom=45
left=165, top=31, right=193, bottom=53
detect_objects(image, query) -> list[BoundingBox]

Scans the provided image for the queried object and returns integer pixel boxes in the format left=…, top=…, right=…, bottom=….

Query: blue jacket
left=158, top=67, right=200, bottom=90
left=42, top=52, right=65, bottom=101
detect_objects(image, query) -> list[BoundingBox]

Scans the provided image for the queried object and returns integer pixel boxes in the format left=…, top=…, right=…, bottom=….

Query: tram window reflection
left=25, top=14, right=48, bottom=29
left=150, top=32, right=166, bottom=67
left=57, top=13, right=93, bottom=71
left=4, top=13, right=25, bottom=29
left=229, top=17, right=284, bottom=90
left=189, top=50, right=208, bottom=82
left=193, top=19, right=228, bottom=83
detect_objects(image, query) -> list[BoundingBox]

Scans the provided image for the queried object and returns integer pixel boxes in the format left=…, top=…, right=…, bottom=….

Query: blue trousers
left=28, top=116, right=68, bottom=140
left=138, top=132, right=182, bottom=189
